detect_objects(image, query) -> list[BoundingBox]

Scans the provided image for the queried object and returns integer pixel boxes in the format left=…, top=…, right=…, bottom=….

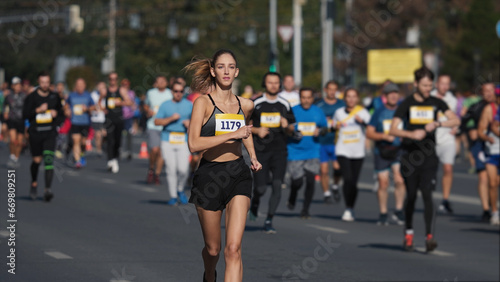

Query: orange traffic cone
left=85, top=139, right=93, bottom=152
left=139, top=141, right=149, bottom=159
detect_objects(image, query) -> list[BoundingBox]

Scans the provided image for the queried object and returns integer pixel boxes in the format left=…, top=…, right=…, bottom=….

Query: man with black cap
left=3, top=76, right=27, bottom=168
left=366, top=82, right=406, bottom=226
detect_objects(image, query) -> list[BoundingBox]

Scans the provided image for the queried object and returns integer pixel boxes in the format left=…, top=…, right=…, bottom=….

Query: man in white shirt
left=278, top=75, right=300, bottom=107
left=431, top=74, right=458, bottom=214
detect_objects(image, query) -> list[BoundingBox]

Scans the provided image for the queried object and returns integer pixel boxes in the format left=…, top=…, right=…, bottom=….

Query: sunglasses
left=173, top=90, right=183, bottom=93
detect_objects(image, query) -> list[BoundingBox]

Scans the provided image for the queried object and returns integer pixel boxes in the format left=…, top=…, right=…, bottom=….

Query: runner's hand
left=257, top=127, right=270, bottom=138
left=38, top=103, right=48, bottom=113
left=280, top=116, right=288, bottom=128
left=425, top=121, right=439, bottom=132
left=171, top=113, right=180, bottom=121
left=384, top=134, right=395, bottom=142
left=233, top=125, right=252, bottom=139
left=50, top=109, right=58, bottom=118
left=411, top=129, right=427, bottom=141
left=250, top=157, right=262, bottom=172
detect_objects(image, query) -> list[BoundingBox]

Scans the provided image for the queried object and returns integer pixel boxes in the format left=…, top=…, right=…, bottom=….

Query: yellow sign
left=367, top=48, right=422, bottom=84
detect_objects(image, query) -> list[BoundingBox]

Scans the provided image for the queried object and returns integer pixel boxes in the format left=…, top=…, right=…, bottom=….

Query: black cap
left=382, top=83, right=399, bottom=94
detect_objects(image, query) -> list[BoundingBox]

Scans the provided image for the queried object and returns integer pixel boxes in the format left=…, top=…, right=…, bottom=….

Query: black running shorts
left=29, top=130, right=57, bottom=157
left=189, top=157, right=252, bottom=211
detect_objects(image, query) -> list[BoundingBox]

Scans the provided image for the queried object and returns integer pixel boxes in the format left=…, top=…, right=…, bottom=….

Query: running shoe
left=263, top=220, right=276, bottom=234
left=324, top=195, right=333, bottom=204
left=111, top=159, right=119, bottom=173
left=203, top=270, right=217, bottom=282
left=107, top=160, right=113, bottom=171
left=425, top=234, right=438, bottom=252
left=166, top=198, right=178, bottom=206
left=403, top=233, right=414, bottom=252
left=80, top=156, right=86, bottom=167
left=44, top=189, right=54, bottom=202
left=178, top=191, right=188, bottom=205
left=287, top=201, right=295, bottom=211
left=491, top=212, right=500, bottom=226
left=146, top=169, right=154, bottom=184
left=439, top=200, right=454, bottom=214
left=377, top=213, right=389, bottom=226
left=7, top=159, right=16, bottom=169
left=332, top=186, right=341, bottom=203
left=75, top=161, right=82, bottom=169
left=154, top=174, right=161, bottom=185
left=481, top=210, right=492, bottom=222
left=300, top=210, right=311, bottom=219
left=248, top=209, right=257, bottom=221
left=392, top=210, right=405, bottom=225
left=341, top=209, right=355, bottom=222
left=55, top=150, right=63, bottom=159
left=30, top=184, right=37, bottom=200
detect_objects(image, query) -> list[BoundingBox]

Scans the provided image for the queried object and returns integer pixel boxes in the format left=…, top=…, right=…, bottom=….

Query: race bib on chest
left=260, top=112, right=281, bottom=128
left=410, top=106, right=434, bottom=124
left=108, top=98, right=115, bottom=109
left=382, top=119, right=402, bottom=134
left=342, top=129, right=361, bottom=144
left=298, top=122, right=317, bottom=136
left=36, top=110, right=53, bottom=124
left=215, top=114, right=245, bottom=136
left=169, top=132, right=186, bottom=144
left=327, top=118, right=334, bottom=129
left=73, top=105, right=83, bottom=115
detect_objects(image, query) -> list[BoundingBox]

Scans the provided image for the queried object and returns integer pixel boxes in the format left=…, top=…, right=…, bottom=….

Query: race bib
left=382, top=119, right=402, bottom=134
left=169, top=132, right=186, bottom=144
left=73, top=105, right=83, bottom=115
left=260, top=112, right=281, bottom=128
left=36, top=110, right=53, bottom=124
left=410, top=106, right=434, bottom=124
left=298, top=122, right=317, bottom=136
left=342, top=129, right=361, bottom=144
left=215, top=114, right=245, bottom=136
left=108, top=98, right=115, bottom=109
left=327, top=118, right=334, bottom=129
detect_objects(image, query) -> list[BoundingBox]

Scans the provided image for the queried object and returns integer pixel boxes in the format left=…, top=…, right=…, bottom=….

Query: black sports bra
left=200, top=94, right=246, bottom=137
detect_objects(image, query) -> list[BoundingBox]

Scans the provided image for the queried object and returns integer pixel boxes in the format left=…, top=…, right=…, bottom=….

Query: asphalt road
left=0, top=137, right=498, bottom=282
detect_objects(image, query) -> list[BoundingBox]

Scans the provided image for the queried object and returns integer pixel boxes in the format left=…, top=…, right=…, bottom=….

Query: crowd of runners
left=0, top=63, right=499, bottom=257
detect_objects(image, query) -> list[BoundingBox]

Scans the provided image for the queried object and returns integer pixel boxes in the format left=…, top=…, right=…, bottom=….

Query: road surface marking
left=45, top=251, right=73, bottom=259
left=308, top=224, right=349, bottom=234
left=101, top=178, right=117, bottom=184
left=358, top=182, right=487, bottom=206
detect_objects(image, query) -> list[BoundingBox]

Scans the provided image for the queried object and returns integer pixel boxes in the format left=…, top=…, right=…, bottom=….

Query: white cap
left=11, top=77, right=21, bottom=85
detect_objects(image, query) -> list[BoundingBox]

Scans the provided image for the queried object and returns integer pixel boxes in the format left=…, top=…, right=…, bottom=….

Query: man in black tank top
left=103, top=72, right=132, bottom=173
left=248, top=72, right=296, bottom=234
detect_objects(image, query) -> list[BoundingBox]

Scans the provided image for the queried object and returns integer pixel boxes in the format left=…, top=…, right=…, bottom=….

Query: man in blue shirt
left=154, top=82, right=192, bottom=205
left=66, top=78, right=95, bottom=168
left=315, top=80, right=345, bottom=204
left=287, top=88, right=328, bottom=218
left=366, top=83, right=406, bottom=226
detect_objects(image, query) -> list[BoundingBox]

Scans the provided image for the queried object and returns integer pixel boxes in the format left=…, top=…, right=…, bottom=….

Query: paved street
left=0, top=138, right=499, bottom=282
